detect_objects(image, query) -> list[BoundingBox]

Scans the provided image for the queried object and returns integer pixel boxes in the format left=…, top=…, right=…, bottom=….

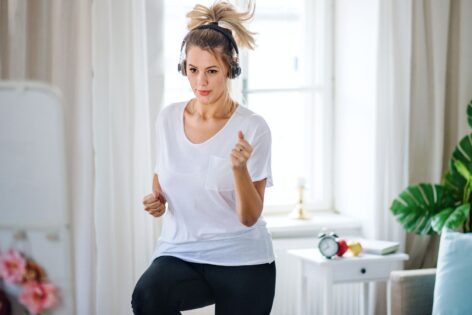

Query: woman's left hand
left=230, top=131, right=253, bottom=170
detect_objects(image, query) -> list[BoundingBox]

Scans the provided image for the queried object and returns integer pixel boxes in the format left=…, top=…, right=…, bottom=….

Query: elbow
left=238, top=210, right=261, bottom=227
left=240, top=217, right=258, bottom=227
left=240, top=218, right=258, bottom=227
left=237, top=199, right=264, bottom=227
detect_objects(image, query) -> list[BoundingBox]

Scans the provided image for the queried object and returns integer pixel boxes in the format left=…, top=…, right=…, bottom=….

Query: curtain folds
left=0, top=1, right=95, bottom=314
left=1, top=0, right=164, bottom=314
left=92, top=0, right=163, bottom=314
left=374, top=0, right=472, bottom=313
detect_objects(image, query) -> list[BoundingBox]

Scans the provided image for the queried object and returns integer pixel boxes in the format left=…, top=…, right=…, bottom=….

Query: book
left=349, top=238, right=400, bottom=255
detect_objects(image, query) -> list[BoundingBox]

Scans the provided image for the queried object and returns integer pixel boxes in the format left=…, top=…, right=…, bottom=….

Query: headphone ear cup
left=230, top=63, right=241, bottom=79
left=179, top=60, right=187, bottom=76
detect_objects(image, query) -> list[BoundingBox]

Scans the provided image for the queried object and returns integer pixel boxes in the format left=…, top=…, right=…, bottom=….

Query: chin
left=195, top=97, right=210, bottom=105
left=193, top=89, right=224, bottom=105
left=194, top=94, right=213, bottom=104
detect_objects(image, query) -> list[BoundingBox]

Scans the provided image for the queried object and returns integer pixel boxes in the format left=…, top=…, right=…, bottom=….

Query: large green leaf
left=454, top=159, right=472, bottom=181
left=432, top=203, right=469, bottom=232
left=442, top=171, right=464, bottom=202
left=451, top=134, right=472, bottom=178
left=467, top=99, right=472, bottom=129
left=449, top=133, right=472, bottom=202
left=390, top=183, right=456, bottom=235
left=392, top=100, right=472, bottom=235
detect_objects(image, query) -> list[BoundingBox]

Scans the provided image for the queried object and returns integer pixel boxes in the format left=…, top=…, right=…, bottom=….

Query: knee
left=131, top=256, right=186, bottom=314
left=131, top=274, right=170, bottom=315
left=131, top=277, right=148, bottom=315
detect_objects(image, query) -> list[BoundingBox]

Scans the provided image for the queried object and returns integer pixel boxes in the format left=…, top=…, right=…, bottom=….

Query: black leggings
left=131, top=256, right=276, bottom=315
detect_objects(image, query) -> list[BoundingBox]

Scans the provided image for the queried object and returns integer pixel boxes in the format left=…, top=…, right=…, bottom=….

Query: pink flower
left=19, top=282, right=59, bottom=315
left=0, top=249, right=27, bottom=284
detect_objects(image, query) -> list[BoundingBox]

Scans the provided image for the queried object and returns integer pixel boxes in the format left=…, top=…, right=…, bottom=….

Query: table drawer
left=333, top=261, right=395, bottom=283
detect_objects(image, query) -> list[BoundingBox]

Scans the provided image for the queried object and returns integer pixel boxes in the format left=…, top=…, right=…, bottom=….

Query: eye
left=208, top=69, right=218, bottom=74
left=189, top=68, right=197, bottom=73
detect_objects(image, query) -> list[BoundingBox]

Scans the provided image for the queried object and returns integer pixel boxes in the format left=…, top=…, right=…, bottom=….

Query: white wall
left=333, top=0, right=378, bottom=238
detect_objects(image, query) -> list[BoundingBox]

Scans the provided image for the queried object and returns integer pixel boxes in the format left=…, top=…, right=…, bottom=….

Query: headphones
left=177, top=22, right=241, bottom=79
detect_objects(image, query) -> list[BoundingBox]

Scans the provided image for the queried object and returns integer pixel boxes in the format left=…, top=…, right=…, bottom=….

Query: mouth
left=197, top=90, right=210, bottom=96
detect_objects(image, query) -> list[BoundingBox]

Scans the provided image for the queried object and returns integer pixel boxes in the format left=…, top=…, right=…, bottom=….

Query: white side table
left=288, top=249, right=409, bottom=315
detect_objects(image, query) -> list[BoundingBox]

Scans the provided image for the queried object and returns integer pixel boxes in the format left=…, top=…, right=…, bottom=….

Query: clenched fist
left=142, top=190, right=167, bottom=217
left=230, top=130, right=253, bottom=170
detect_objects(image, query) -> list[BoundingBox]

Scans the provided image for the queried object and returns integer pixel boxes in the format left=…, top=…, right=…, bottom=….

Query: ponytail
left=186, top=1, right=256, bottom=50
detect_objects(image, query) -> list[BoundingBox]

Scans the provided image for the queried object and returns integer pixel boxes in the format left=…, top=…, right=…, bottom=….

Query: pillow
left=432, top=228, right=472, bottom=315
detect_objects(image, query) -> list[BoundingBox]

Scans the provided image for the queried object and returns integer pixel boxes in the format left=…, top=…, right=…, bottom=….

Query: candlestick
left=289, top=177, right=310, bottom=220
left=298, top=176, right=306, bottom=188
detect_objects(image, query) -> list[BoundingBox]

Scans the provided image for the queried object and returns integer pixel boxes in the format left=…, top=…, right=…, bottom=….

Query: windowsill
left=264, top=210, right=363, bottom=239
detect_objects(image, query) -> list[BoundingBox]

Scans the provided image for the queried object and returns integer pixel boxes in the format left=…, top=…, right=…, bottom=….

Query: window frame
left=238, top=0, right=334, bottom=214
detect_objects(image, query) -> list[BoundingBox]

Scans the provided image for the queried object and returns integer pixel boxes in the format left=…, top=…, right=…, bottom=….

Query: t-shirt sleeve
left=247, top=129, right=274, bottom=188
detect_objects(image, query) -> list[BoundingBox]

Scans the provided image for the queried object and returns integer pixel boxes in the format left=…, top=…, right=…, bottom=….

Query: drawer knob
left=360, top=268, right=366, bottom=274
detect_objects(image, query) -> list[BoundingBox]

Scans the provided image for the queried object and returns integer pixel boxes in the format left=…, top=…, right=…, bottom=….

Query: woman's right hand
left=142, top=191, right=167, bottom=217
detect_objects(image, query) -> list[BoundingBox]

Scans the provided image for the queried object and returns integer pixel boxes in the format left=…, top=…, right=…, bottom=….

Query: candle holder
left=289, top=179, right=310, bottom=220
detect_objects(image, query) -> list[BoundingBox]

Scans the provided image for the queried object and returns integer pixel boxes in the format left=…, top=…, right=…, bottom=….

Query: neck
left=190, top=95, right=236, bottom=120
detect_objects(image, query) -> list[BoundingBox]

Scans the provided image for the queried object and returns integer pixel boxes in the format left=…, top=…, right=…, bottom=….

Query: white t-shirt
left=151, top=101, right=275, bottom=266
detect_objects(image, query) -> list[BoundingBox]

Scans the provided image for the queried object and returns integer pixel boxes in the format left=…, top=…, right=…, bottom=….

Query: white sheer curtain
left=92, top=0, right=163, bottom=314
left=1, top=0, right=165, bottom=314
left=0, top=1, right=95, bottom=314
left=373, top=0, right=472, bottom=313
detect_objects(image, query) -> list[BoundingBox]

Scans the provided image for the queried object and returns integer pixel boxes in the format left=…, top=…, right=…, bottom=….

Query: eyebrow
left=188, top=64, right=219, bottom=69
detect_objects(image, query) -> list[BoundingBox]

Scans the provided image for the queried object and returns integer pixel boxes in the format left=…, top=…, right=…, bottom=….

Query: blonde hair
left=182, top=1, right=255, bottom=110
left=186, top=1, right=256, bottom=50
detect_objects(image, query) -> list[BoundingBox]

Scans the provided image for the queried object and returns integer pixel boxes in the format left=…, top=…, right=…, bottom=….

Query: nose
left=196, top=71, right=208, bottom=86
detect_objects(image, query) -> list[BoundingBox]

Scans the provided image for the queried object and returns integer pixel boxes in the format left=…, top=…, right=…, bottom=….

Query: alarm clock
left=317, top=232, right=339, bottom=259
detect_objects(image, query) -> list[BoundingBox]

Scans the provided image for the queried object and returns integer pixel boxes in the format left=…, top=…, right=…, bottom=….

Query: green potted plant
left=390, top=99, right=472, bottom=234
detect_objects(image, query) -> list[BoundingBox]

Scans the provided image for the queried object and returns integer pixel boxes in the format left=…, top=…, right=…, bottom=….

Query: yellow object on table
left=348, top=240, right=363, bottom=256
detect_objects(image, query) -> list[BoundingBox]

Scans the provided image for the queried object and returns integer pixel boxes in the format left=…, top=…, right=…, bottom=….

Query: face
left=185, top=46, right=229, bottom=105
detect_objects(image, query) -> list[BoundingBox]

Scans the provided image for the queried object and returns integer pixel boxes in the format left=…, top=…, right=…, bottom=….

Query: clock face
left=318, top=237, right=339, bottom=258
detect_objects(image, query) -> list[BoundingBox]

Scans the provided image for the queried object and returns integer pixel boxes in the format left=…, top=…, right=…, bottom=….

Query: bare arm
left=232, top=166, right=267, bottom=226
left=231, top=131, right=268, bottom=227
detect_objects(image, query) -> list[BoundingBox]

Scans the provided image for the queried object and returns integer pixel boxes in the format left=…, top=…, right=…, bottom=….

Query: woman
left=132, top=2, right=275, bottom=314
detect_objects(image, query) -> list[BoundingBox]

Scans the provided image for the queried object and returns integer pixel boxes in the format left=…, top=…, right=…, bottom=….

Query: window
left=163, top=0, right=333, bottom=213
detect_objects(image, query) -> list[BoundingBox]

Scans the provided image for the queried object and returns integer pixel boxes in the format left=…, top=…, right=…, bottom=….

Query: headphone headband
left=177, top=22, right=241, bottom=79
left=193, top=23, right=239, bottom=54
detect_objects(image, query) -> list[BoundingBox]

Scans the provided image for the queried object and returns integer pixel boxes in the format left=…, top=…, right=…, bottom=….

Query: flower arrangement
left=0, top=249, right=59, bottom=315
